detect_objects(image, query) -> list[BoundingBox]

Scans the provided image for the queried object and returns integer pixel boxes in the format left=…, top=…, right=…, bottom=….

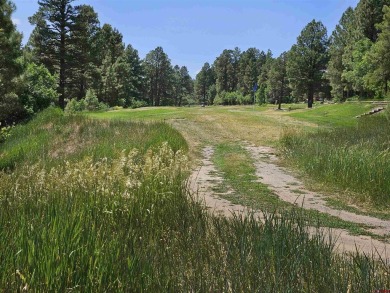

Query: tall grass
left=1, top=108, right=389, bottom=291
left=280, top=114, right=390, bottom=206
left=0, top=107, right=187, bottom=170
left=2, top=156, right=389, bottom=291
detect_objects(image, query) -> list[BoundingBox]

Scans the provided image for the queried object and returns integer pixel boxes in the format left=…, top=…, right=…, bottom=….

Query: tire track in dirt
left=190, top=145, right=390, bottom=259
left=245, top=144, right=390, bottom=237
left=189, top=146, right=262, bottom=219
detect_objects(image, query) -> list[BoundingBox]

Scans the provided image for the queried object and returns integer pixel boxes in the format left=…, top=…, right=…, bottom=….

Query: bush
left=65, top=90, right=108, bottom=113
left=214, top=91, right=252, bottom=105
left=0, top=124, right=13, bottom=143
left=18, top=63, right=58, bottom=116
left=131, top=100, right=148, bottom=109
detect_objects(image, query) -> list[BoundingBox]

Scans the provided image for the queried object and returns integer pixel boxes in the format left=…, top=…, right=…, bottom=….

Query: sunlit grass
left=212, top=143, right=373, bottom=235
left=0, top=107, right=187, bottom=170
left=281, top=114, right=390, bottom=208
left=1, top=106, right=389, bottom=291
left=288, top=103, right=373, bottom=127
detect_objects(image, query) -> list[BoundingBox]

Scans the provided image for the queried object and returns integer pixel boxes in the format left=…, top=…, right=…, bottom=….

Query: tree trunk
left=203, top=83, right=206, bottom=105
left=59, top=38, right=66, bottom=109
left=307, top=84, right=314, bottom=108
left=278, top=78, right=284, bottom=110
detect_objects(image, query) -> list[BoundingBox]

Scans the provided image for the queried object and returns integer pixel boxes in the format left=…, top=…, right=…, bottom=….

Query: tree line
left=1, top=0, right=390, bottom=125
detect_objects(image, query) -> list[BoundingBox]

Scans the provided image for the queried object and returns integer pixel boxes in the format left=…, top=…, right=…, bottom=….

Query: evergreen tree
left=143, top=47, right=173, bottom=106
left=121, top=44, right=145, bottom=105
left=0, top=0, right=23, bottom=123
left=109, top=44, right=145, bottom=107
left=172, top=65, right=193, bottom=106
left=214, top=48, right=240, bottom=95
left=68, top=4, right=100, bottom=100
left=238, top=48, right=264, bottom=96
left=342, top=38, right=372, bottom=97
left=195, top=62, right=215, bottom=105
left=287, top=20, right=329, bottom=108
left=355, top=0, right=390, bottom=42
left=365, top=5, right=390, bottom=97
left=326, top=7, right=356, bottom=101
left=29, top=0, right=75, bottom=109
left=95, top=23, right=124, bottom=65
left=93, top=24, right=125, bottom=104
left=257, top=50, right=273, bottom=104
left=267, top=52, right=289, bottom=109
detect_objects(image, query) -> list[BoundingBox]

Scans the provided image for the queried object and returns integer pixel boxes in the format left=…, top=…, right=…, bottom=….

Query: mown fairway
left=1, top=104, right=390, bottom=291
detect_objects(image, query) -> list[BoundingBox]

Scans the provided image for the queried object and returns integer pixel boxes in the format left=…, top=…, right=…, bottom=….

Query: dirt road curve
left=190, top=145, right=390, bottom=258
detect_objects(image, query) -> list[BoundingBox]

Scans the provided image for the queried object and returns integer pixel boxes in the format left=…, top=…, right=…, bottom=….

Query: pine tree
left=172, top=65, right=193, bottom=106
left=144, top=47, right=173, bottom=106
left=29, top=0, right=75, bottom=109
left=326, top=7, right=356, bottom=101
left=195, top=62, right=215, bottom=105
left=238, top=48, right=264, bottom=96
left=287, top=20, right=329, bottom=108
left=268, top=52, right=289, bottom=109
left=355, top=0, right=390, bottom=42
left=0, top=0, right=23, bottom=123
left=365, top=5, right=390, bottom=97
left=68, top=4, right=100, bottom=100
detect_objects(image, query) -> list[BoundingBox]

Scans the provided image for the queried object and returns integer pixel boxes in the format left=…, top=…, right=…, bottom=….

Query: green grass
left=281, top=113, right=390, bottom=208
left=211, top=143, right=377, bottom=237
left=1, top=157, right=389, bottom=291
left=1, top=107, right=390, bottom=291
left=87, top=106, right=189, bottom=120
left=288, top=103, right=374, bottom=127
left=0, top=108, right=187, bottom=170
left=212, top=143, right=286, bottom=209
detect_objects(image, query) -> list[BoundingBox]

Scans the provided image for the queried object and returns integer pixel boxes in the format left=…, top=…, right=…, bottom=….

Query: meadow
left=281, top=108, right=390, bottom=209
left=1, top=105, right=390, bottom=291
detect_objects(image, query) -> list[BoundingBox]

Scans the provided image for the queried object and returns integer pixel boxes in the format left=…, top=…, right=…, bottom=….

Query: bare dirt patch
left=245, top=144, right=390, bottom=237
left=189, top=145, right=390, bottom=258
left=189, top=146, right=262, bottom=219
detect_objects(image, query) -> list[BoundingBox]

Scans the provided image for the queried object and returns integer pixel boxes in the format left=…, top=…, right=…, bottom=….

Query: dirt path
left=189, top=146, right=262, bottom=218
left=245, top=144, right=390, bottom=237
left=190, top=145, right=390, bottom=258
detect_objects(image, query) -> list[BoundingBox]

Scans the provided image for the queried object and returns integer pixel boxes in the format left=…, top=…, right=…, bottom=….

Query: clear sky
left=12, top=0, right=359, bottom=77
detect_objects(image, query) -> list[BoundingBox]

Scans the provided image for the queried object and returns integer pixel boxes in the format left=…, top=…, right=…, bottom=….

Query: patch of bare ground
left=189, top=146, right=263, bottom=219
left=190, top=145, right=390, bottom=259
left=245, top=144, right=390, bottom=237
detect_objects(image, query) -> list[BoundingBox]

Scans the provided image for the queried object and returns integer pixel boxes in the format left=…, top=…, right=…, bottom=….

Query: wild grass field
left=1, top=104, right=390, bottom=291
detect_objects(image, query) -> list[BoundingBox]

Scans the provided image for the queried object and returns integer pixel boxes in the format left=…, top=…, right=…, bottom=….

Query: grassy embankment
left=1, top=107, right=389, bottom=291
left=282, top=104, right=390, bottom=212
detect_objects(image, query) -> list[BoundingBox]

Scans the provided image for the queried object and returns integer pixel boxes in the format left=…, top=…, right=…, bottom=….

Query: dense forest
left=1, top=0, right=390, bottom=125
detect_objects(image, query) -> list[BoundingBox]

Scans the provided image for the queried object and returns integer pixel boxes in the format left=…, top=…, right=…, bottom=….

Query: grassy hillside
left=0, top=107, right=187, bottom=170
left=1, top=108, right=389, bottom=291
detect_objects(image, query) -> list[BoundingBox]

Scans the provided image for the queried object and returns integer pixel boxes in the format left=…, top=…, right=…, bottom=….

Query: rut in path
left=190, top=145, right=390, bottom=258
left=245, top=144, right=390, bottom=237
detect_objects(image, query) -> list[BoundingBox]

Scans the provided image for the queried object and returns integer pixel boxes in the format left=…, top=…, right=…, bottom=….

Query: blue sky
left=13, top=0, right=359, bottom=77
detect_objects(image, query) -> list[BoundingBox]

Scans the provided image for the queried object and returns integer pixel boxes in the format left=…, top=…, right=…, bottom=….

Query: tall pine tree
left=0, top=0, right=22, bottom=123
left=29, top=0, right=75, bottom=109
left=287, top=20, right=329, bottom=108
left=144, top=47, right=173, bottom=106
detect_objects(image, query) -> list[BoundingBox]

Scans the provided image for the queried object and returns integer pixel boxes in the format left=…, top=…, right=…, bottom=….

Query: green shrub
left=0, top=124, right=13, bottom=143
left=131, top=100, right=148, bottom=109
left=65, top=90, right=108, bottom=113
